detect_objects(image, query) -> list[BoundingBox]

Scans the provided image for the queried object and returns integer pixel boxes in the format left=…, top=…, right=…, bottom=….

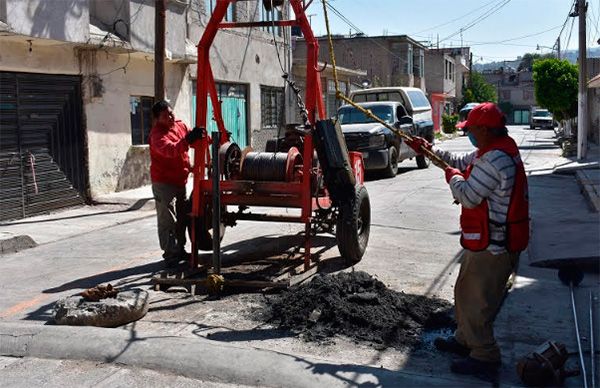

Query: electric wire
left=438, top=0, right=512, bottom=45
left=408, top=0, right=502, bottom=36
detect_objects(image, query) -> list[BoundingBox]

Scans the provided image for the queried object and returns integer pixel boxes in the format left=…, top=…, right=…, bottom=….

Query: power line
left=408, top=0, right=501, bottom=36
left=438, top=0, right=512, bottom=45
left=465, top=25, right=563, bottom=46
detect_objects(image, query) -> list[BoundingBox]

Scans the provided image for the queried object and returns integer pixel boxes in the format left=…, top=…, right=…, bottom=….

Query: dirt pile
left=268, top=271, right=454, bottom=349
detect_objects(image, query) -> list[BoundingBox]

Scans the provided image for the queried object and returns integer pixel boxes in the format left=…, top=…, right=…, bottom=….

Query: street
left=0, top=126, right=598, bottom=387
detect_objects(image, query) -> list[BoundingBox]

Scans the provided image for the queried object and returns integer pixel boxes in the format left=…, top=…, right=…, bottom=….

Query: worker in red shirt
left=149, top=101, right=204, bottom=265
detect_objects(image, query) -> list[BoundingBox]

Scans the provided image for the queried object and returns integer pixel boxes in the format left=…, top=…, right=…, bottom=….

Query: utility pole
left=154, top=0, right=166, bottom=101
left=469, top=51, right=473, bottom=88
left=577, top=0, right=588, bottom=160
left=556, top=37, right=561, bottom=60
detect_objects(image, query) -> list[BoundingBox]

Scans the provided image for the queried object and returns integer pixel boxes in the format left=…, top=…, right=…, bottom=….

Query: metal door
left=192, top=82, right=247, bottom=148
left=0, top=72, right=86, bottom=221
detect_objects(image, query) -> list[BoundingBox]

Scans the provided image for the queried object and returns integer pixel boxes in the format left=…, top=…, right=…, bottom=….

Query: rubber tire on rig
left=336, top=184, right=371, bottom=265
left=383, top=145, right=398, bottom=178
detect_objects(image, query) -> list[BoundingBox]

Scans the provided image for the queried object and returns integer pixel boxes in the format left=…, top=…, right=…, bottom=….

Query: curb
left=576, top=169, right=600, bottom=212
left=0, top=323, right=477, bottom=387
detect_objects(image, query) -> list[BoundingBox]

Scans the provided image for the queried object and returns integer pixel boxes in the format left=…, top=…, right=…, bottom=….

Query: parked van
left=349, top=87, right=434, bottom=168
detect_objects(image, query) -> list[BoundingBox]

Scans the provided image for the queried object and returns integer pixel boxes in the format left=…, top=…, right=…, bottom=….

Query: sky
left=304, top=0, right=600, bottom=63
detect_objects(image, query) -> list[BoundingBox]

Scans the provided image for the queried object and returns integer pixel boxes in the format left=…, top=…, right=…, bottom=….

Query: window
left=130, top=96, right=154, bottom=145
left=261, top=6, right=282, bottom=36
left=407, top=44, right=413, bottom=75
left=501, top=90, right=511, bottom=101
left=225, top=2, right=235, bottom=21
left=0, top=0, right=6, bottom=23
left=523, top=89, right=534, bottom=101
left=419, top=50, right=425, bottom=78
left=406, top=90, right=430, bottom=109
left=326, top=79, right=341, bottom=117
left=261, top=86, right=284, bottom=129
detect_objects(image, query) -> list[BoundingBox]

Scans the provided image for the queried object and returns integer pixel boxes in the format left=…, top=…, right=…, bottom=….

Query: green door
left=191, top=84, right=247, bottom=148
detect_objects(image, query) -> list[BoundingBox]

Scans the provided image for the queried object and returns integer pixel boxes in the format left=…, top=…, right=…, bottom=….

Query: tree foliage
left=518, top=52, right=553, bottom=72
left=532, top=59, right=578, bottom=121
left=463, top=71, right=497, bottom=106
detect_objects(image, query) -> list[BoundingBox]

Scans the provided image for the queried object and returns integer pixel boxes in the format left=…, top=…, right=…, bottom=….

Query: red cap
left=456, top=102, right=506, bottom=129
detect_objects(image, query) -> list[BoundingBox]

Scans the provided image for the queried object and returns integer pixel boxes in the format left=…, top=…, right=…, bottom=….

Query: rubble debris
left=268, top=271, right=454, bottom=349
left=81, top=283, right=119, bottom=301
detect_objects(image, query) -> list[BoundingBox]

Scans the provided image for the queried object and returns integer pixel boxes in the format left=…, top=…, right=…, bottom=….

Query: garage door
left=0, top=72, right=87, bottom=221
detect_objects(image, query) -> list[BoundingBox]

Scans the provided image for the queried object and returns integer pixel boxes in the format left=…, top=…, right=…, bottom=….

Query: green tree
left=532, top=58, right=578, bottom=121
left=462, top=71, right=497, bottom=106
left=518, top=52, right=553, bottom=72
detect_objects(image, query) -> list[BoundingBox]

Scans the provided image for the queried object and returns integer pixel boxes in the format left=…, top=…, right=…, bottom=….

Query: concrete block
left=54, top=289, right=149, bottom=328
left=0, top=235, right=37, bottom=255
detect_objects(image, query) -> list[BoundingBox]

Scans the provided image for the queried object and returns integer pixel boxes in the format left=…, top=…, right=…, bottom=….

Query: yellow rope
left=320, top=0, right=448, bottom=170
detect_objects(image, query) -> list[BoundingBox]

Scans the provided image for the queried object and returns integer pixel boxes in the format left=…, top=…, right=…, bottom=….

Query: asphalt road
left=0, top=126, right=596, bottom=387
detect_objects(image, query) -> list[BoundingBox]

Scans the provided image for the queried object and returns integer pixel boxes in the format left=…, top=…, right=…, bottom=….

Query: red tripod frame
left=190, top=0, right=360, bottom=271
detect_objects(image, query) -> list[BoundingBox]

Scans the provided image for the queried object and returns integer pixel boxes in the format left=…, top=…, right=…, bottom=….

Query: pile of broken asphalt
left=266, top=271, right=455, bottom=350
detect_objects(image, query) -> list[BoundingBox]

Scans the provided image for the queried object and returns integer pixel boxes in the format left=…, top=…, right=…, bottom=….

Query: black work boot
left=434, top=336, right=470, bottom=357
left=450, top=356, right=500, bottom=382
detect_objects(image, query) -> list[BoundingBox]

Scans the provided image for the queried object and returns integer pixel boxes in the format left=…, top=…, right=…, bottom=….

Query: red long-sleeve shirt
left=148, top=120, right=191, bottom=187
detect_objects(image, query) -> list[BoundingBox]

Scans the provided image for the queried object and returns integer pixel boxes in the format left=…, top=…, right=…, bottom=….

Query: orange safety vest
left=459, top=137, right=529, bottom=253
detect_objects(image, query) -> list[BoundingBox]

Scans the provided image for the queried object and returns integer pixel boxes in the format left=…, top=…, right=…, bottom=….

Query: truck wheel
left=336, top=185, right=370, bottom=265
left=383, top=146, right=398, bottom=177
left=416, top=154, right=430, bottom=169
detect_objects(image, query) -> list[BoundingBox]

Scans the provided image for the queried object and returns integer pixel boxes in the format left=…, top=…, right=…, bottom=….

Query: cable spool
left=241, top=147, right=302, bottom=182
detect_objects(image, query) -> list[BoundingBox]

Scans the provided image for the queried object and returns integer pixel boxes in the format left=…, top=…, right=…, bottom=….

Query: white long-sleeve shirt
left=434, top=146, right=517, bottom=255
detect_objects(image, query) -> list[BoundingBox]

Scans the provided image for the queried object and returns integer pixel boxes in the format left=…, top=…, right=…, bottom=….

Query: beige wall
left=0, top=38, right=190, bottom=197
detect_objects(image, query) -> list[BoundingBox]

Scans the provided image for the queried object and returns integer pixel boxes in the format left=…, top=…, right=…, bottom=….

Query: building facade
left=482, top=69, right=536, bottom=125
left=293, top=34, right=427, bottom=92
left=0, top=0, right=291, bottom=220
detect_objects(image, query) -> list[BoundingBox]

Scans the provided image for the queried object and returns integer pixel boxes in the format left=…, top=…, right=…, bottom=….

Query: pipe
left=212, top=131, right=221, bottom=275
left=591, top=291, right=596, bottom=388
left=570, top=282, right=588, bottom=388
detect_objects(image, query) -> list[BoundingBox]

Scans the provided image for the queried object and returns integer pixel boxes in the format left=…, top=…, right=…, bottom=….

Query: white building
left=0, top=0, right=291, bottom=220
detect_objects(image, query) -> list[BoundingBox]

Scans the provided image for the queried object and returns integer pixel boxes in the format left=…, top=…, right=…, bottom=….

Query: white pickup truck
left=530, top=108, right=554, bottom=129
left=340, top=87, right=434, bottom=176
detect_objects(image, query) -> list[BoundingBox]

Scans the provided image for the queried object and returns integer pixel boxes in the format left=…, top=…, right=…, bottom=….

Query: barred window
left=261, top=86, right=284, bottom=129
left=261, top=6, right=282, bottom=36
left=205, top=0, right=235, bottom=21
left=130, top=96, right=154, bottom=145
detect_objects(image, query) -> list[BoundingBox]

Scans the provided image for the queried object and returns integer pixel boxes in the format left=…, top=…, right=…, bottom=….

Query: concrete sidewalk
left=0, top=186, right=157, bottom=255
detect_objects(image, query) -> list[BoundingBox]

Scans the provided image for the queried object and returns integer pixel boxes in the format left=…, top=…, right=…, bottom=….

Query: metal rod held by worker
left=571, top=282, right=589, bottom=388
left=319, top=0, right=448, bottom=170
left=211, top=131, right=221, bottom=275
left=591, top=291, right=596, bottom=388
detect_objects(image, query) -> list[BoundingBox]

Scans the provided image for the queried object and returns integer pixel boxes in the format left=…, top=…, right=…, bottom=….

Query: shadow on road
left=0, top=198, right=154, bottom=227
left=42, top=261, right=164, bottom=294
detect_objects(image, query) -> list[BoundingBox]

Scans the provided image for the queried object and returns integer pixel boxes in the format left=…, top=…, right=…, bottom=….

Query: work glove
left=444, top=166, right=463, bottom=183
left=405, top=136, right=432, bottom=155
left=186, top=126, right=206, bottom=144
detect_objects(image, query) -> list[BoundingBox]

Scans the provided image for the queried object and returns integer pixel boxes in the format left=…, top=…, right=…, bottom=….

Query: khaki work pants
left=454, top=249, right=519, bottom=363
left=152, top=183, right=187, bottom=258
